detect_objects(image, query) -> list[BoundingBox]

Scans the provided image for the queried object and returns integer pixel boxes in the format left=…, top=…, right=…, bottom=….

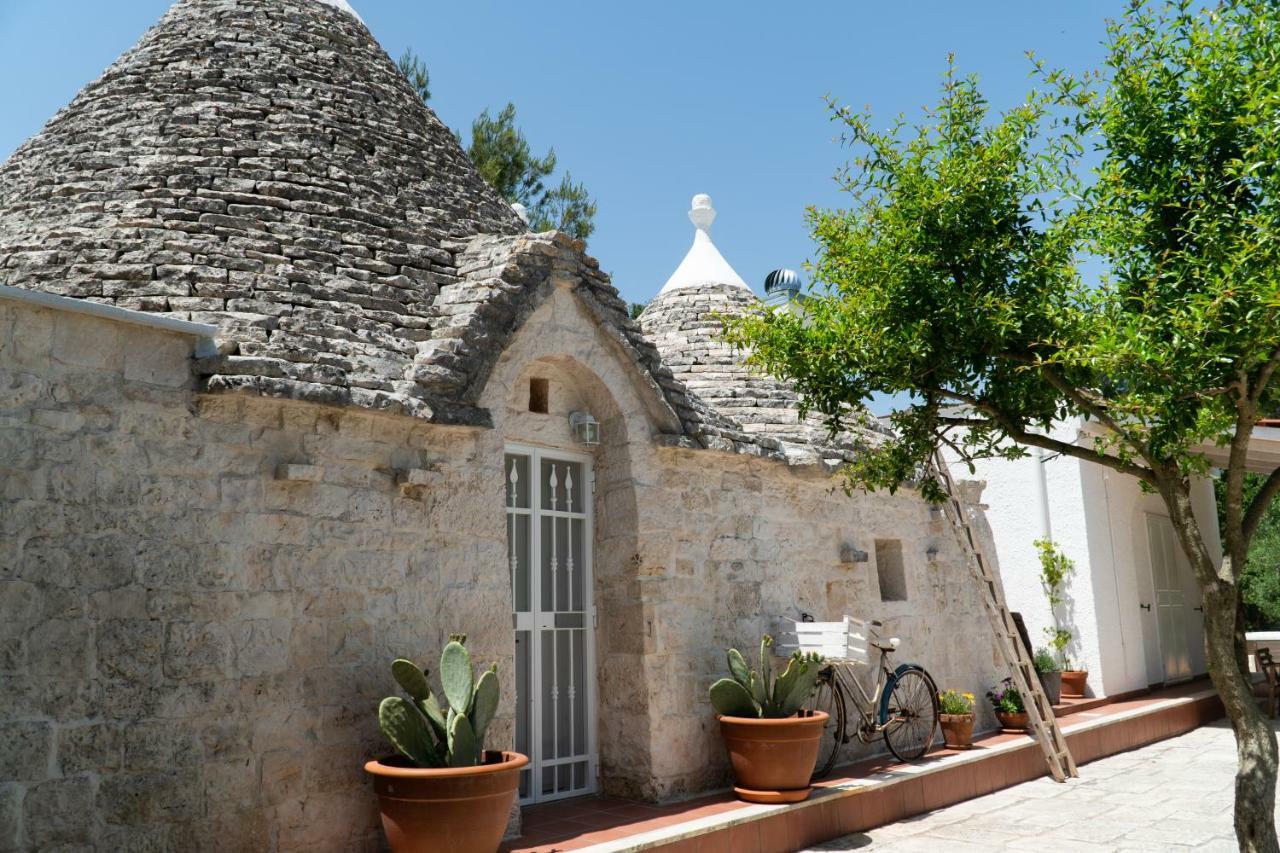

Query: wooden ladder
left=931, top=452, right=1079, bottom=782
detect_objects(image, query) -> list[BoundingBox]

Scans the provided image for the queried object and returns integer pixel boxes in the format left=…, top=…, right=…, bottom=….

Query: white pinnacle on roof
left=313, top=0, right=363, bottom=23
left=658, top=194, right=750, bottom=295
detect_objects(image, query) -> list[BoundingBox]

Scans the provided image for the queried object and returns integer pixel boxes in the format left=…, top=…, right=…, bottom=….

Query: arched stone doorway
left=478, top=287, right=658, bottom=802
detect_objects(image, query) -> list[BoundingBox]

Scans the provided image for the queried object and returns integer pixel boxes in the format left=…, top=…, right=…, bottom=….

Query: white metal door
left=1145, top=514, right=1193, bottom=683
left=505, top=446, right=596, bottom=803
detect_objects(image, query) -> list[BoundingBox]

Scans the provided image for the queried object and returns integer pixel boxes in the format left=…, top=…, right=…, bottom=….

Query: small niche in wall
left=875, top=539, right=908, bottom=602
left=528, top=377, right=549, bottom=413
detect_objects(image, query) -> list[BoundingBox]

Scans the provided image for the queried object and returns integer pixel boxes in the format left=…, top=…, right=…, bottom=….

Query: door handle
left=1139, top=603, right=1151, bottom=612
left=1193, top=606, right=1204, bottom=613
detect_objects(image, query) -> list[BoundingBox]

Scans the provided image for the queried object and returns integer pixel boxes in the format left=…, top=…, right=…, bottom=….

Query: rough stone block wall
left=1, top=287, right=1010, bottom=843
left=459, top=281, right=1009, bottom=804
left=624, top=451, right=1005, bottom=800
left=0, top=299, right=512, bottom=852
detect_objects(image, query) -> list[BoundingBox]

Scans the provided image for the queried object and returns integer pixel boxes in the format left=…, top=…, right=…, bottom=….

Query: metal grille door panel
left=506, top=448, right=596, bottom=803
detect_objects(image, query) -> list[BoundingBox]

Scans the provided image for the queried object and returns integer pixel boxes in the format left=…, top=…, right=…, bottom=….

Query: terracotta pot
left=717, top=710, right=828, bottom=804
left=939, top=713, right=975, bottom=749
left=1061, top=670, right=1088, bottom=698
left=365, top=750, right=528, bottom=853
left=1038, top=670, right=1062, bottom=705
left=995, top=710, right=1029, bottom=732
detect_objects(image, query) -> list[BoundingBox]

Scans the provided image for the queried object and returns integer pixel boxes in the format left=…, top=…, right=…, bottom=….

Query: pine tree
left=393, top=50, right=598, bottom=245
left=466, top=104, right=597, bottom=244
left=396, top=49, right=431, bottom=104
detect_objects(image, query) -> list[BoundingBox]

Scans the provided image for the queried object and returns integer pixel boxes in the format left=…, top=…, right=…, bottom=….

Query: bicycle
left=779, top=614, right=939, bottom=779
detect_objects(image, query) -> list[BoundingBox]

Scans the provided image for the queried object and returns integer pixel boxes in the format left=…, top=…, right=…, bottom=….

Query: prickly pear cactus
left=378, top=635, right=500, bottom=768
left=707, top=634, right=824, bottom=719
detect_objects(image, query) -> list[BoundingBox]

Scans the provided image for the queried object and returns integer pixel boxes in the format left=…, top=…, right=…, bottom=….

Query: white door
left=1145, top=514, right=1193, bottom=683
left=505, top=447, right=597, bottom=803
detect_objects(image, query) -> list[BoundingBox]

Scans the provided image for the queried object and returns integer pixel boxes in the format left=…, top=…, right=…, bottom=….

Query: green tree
left=396, top=48, right=431, bottom=104
left=394, top=54, right=598, bottom=243
left=467, top=104, right=597, bottom=244
left=467, top=104, right=556, bottom=209
left=1216, top=473, right=1280, bottom=631
left=725, top=3, right=1280, bottom=849
left=528, top=173, right=597, bottom=243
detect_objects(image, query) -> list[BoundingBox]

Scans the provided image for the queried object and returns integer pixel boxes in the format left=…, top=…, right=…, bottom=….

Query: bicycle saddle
left=872, top=637, right=901, bottom=651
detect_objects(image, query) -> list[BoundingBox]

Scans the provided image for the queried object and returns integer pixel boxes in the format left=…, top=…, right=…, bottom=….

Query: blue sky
left=0, top=1, right=1116, bottom=310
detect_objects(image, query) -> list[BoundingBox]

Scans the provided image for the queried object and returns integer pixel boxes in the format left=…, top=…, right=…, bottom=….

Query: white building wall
left=960, top=424, right=1105, bottom=694
left=957, top=420, right=1218, bottom=698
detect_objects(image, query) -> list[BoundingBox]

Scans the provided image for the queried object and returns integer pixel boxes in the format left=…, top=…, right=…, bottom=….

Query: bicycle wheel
left=882, top=666, right=939, bottom=763
left=808, top=667, right=848, bottom=780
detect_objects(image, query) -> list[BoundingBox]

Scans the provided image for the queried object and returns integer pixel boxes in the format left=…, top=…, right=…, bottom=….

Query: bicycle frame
left=823, top=647, right=905, bottom=743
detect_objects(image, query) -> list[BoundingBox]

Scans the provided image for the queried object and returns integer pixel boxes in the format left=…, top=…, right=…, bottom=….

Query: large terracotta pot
left=365, top=750, right=528, bottom=853
left=996, top=710, right=1029, bottom=732
left=939, top=713, right=975, bottom=749
left=1061, top=670, right=1088, bottom=698
left=717, top=710, right=828, bottom=804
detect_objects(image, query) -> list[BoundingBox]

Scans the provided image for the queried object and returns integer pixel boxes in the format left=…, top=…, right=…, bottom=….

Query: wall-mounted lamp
left=839, top=543, right=869, bottom=564
left=569, top=411, right=600, bottom=446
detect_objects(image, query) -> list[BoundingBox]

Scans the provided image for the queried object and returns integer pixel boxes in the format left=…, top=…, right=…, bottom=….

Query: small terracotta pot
left=995, top=710, right=1029, bottom=732
left=365, top=750, right=528, bottom=853
left=939, top=713, right=975, bottom=749
left=718, top=710, right=828, bottom=804
left=1061, top=670, right=1088, bottom=698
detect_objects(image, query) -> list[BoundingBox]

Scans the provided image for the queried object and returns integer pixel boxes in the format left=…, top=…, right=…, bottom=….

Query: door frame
left=505, top=441, right=598, bottom=804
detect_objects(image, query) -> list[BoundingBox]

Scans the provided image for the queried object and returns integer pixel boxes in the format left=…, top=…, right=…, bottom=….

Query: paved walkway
left=807, top=719, right=1276, bottom=852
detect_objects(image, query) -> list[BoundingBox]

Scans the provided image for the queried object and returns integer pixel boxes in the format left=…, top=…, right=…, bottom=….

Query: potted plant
left=365, top=635, right=528, bottom=853
left=1060, top=660, right=1089, bottom=698
left=937, top=689, right=976, bottom=749
left=987, top=677, right=1028, bottom=731
left=708, top=635, right=826, bottom=804
left=1037, top=539, right=1089, bottom=697
left=1033, top=646, right=1062, bottom=705
left=1045, top=626, right=1089, bottom=698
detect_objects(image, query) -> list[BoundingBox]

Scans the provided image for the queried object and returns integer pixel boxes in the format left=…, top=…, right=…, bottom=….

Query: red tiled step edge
left=1052, top=694, right=1112, bottom=718
left=504, top=680, right=1222, bottom=853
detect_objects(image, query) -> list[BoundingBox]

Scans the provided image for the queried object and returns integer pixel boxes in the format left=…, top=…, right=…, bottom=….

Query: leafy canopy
left=726, top=58, right=1084, bottom=501
left=725, top=1, right=1280, bottom=527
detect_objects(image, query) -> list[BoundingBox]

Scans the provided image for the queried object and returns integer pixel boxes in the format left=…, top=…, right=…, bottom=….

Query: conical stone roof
left=641, top=195, right=878, bottom=462
left=0, top=0, right=531, bottom=417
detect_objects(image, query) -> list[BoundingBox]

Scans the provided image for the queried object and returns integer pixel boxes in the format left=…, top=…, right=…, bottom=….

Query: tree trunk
left=1202, top=577, right=1279, bottom=853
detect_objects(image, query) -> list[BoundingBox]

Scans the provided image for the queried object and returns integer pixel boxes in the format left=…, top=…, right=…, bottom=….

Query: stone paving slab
left=806, top=719, right=1277, bottom=851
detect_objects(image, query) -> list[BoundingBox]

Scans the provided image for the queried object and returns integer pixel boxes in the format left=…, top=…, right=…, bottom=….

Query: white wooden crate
left=774, top=615, right=871, bottom=665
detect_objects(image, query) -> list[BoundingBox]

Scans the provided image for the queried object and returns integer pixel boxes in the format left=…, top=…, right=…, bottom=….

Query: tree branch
left=1250, top=341, right=1280, bottom=406
left=1034, top=364, right=1119, bottom=427
left=1221, top=384, right=1260, bottom=571
left=933, top=407, right=1158, bottom=485
left=999, top=353, right=1160, bottom=471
